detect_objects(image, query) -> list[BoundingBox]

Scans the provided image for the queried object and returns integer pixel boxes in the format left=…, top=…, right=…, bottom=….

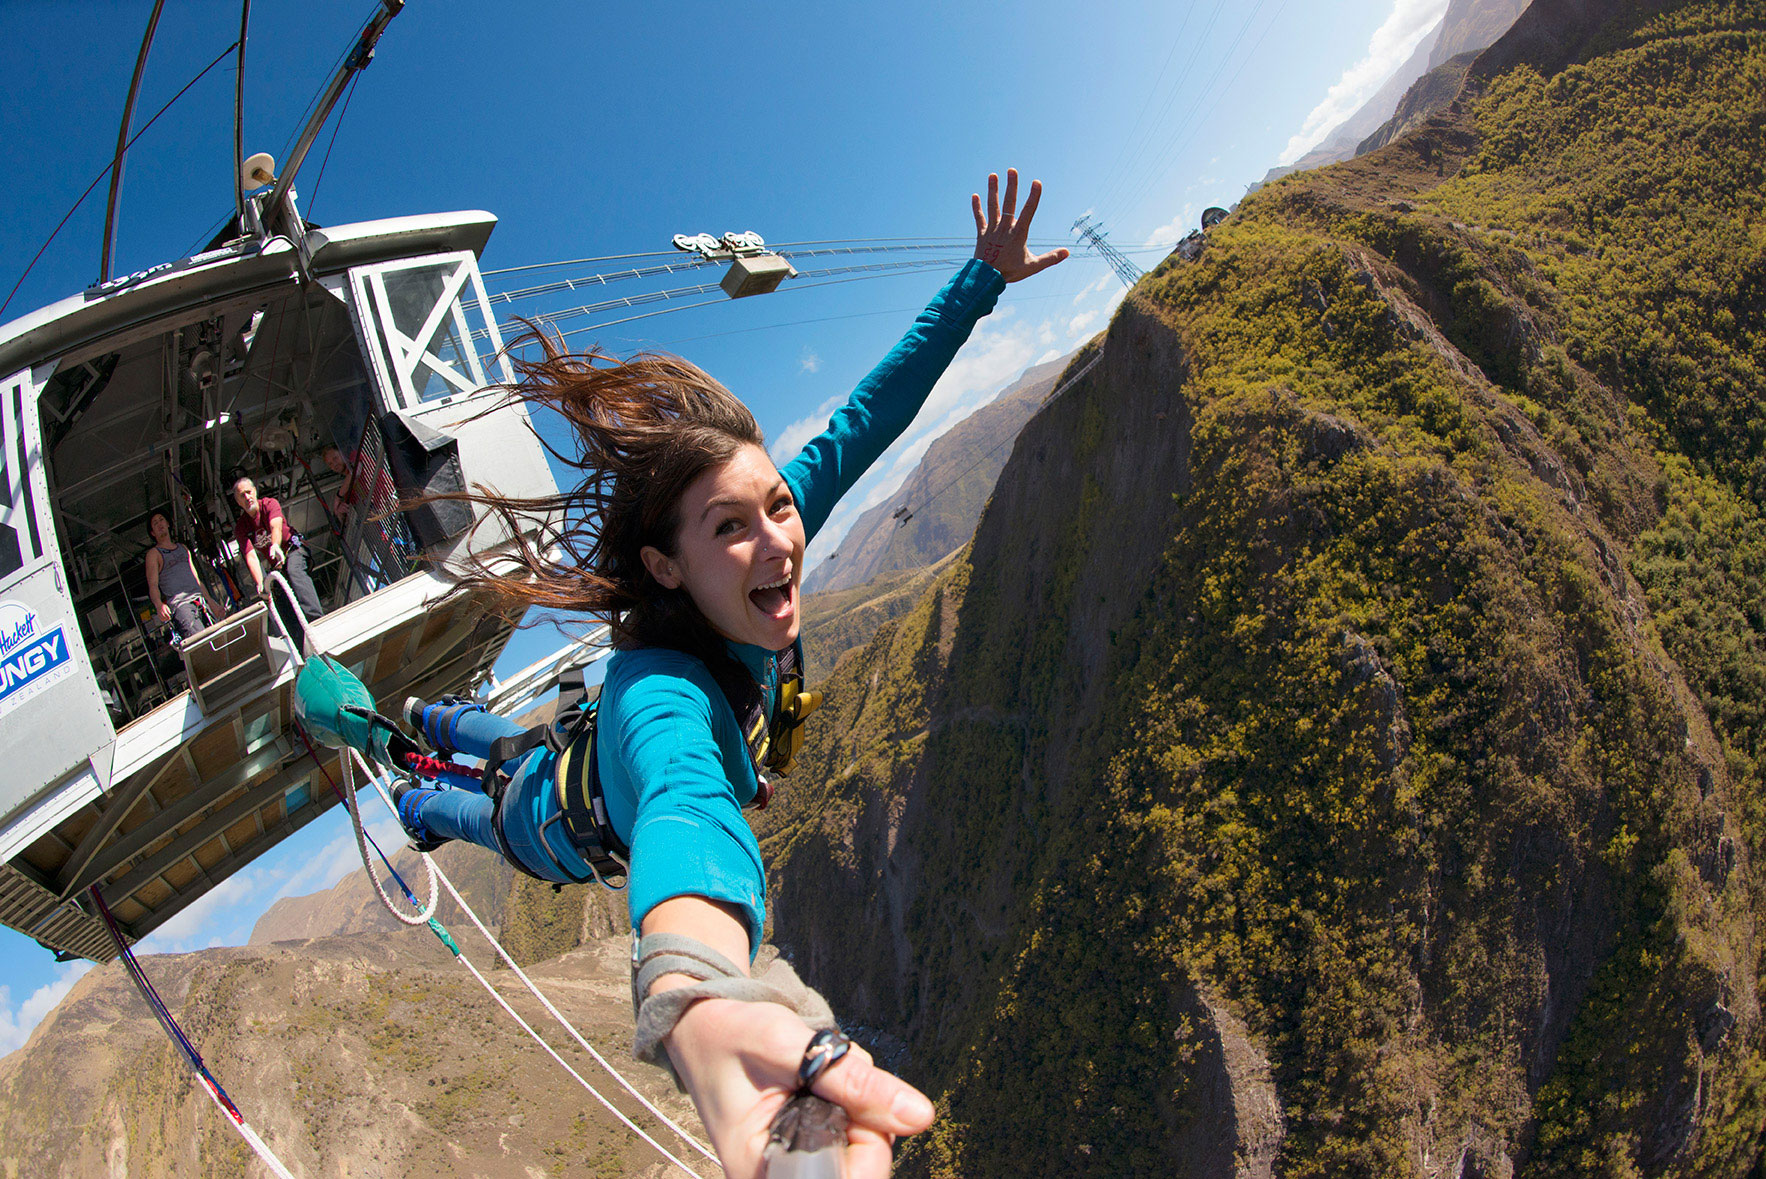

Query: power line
left=491, top=239, right=1176, bottom=311
left=1089, top=0, right=1208, bottom=217
left=496, top=248, right=1164, bottom=353
left=1, top=38, right=241, bottom=320
left=1093, top=0, right=1230, bottom=219
left=490, top=241, right=1018, bottom=305
left=489, top=256, right=968, bottom=341
left=1107, top=0, right=1286, bottom=222
left=533, top=262, right=974, bottom=344
left=484, top=235, right=1071, bottom=279
left=489, top=258, right=717, bottom=303
left=1071, top=217, right=1144, bottom=288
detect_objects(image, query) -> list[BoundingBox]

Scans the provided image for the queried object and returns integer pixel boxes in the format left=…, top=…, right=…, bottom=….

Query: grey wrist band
left=630, top=931, right=836, bottom=1087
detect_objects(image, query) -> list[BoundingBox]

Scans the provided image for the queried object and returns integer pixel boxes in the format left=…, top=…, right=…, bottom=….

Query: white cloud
left=271, top=816, right=406, bottom=904
left=1072, top=273, right=1112, bottom=305
left=1278, top=0, right=1448, bottom=165
left=1146, top=204, right=1200, bottom=249
left=1035, top=348, right=1064, bottom=365
left=768, top=394, right=844, bottom=465
left=1067, top=311, right=1100, bottom=337
left=0, top=961, right=93, bottom=1057
left=799, top=347, right=821, bottom=374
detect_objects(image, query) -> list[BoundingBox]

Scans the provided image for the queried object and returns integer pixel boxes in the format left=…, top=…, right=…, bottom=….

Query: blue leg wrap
left=398, top=786, right=441, bottom=843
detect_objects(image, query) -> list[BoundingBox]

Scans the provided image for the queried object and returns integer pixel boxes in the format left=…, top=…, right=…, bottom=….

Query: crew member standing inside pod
left=232, top=474, right=324, bottom=642
left=396, top=172, right=1067, bottom=1177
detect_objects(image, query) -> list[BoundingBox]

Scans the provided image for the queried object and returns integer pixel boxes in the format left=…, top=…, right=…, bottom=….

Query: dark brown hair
left=450, top=331, right=765, bottom=677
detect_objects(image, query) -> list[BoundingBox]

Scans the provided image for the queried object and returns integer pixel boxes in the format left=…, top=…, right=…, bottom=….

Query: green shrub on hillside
left=768, top=5, right=1766, bottom=1175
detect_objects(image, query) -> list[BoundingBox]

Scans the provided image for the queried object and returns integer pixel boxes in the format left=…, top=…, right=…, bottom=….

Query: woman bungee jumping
left=315, top=170, right=1065, bottom=1177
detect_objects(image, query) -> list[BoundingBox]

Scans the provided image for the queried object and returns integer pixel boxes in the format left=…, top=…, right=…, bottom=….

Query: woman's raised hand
left=971, top=168, right=1069, bottom=283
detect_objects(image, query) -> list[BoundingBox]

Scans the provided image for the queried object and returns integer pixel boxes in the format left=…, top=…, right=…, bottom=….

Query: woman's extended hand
left=972, top=168, right=1068, bottom=283
left=666, top=996, right=935, bottom=1178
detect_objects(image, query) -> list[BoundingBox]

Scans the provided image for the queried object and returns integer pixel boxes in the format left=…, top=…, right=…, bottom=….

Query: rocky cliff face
left=758, top=2, right=1766, bottom=1174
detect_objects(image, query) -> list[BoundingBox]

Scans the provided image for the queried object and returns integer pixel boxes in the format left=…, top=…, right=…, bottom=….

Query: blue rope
left=358, top=802, right=422, bottom=907
left=91, top=887, right=247, bottom=1122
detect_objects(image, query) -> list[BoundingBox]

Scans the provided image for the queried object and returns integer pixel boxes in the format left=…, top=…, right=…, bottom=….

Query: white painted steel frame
left=347, top=251, right=513, bottom=410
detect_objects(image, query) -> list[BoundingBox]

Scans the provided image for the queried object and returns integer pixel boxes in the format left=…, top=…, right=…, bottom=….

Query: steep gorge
left=3, top=3, right=1763, bottom=1175
left=755, top=2, right=1766, bottom=1174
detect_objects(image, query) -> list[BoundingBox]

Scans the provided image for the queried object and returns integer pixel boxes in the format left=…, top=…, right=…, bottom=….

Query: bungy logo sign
left=0, top=599, right=74, bottom=718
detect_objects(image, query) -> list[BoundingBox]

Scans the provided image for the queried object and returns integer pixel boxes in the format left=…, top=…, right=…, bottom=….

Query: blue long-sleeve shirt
left=597, top=259, right=1006, bottom=954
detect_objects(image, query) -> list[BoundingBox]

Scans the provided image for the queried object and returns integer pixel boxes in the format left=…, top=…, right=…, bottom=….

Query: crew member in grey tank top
left=146, top=511, right=219, bottom=642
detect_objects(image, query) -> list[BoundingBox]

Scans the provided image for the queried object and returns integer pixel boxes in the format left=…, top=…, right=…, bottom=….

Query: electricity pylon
left=1071, top=215, right=1144, bottom=289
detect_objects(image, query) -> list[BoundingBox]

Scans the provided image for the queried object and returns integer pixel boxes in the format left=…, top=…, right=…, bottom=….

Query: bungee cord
left=337, top=747, right=719, bottom=1174
left=91, top=887, right=299, bottom=1179
left=356, top=756, right=722, bottom=1168
left=268, top=580, right=718, bottom=1172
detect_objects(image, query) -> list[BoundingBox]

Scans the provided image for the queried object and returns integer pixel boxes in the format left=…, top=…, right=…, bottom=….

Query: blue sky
left=0, top=0, right=1449, bottom=1052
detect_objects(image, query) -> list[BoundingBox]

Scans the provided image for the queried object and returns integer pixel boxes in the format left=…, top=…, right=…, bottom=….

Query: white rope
left=349, top=767, right=713, bottom=1175
left=447, top=935, right=706, bottom=1177
left=261, top=570, right=309, bottom=669
left=300, top=628, right=713, bottom=1170
left=356, top=770, right=718, bottom=1165
left=341, top=748, right=439, bottom=926
left=428, top=844, right=719, bottom=1165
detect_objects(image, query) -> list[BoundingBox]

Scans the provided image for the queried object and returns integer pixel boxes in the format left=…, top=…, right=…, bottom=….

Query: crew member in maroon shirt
left=232, top=475, right=323, bottom=644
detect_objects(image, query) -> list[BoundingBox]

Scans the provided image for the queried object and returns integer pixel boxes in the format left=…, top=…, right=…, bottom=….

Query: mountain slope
left=250, top=840, right=513, bottom=944
left=0, top=932, right=698, bottom=1178
left=1264, top=0, right=1525, bottom=182
left=804, top=353, right=1073, bottom=595
left=756, top=3, right=1766, bottom=1175
left=799, top=550, right=964, bottom=684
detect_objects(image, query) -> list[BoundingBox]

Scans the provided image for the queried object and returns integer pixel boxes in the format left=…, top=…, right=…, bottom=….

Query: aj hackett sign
left=0, top=600, right=74, bottom=719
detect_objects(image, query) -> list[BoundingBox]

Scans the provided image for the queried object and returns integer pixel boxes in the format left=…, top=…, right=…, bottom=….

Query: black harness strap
left=555, top=701, right=628, bottom=864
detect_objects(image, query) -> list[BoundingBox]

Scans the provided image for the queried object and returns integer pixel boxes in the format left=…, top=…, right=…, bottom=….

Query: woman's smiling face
left=641, top=442, right=806, bottom=651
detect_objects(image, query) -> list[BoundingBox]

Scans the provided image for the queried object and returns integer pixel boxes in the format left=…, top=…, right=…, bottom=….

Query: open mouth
left=749, top=573, right=795, bottom=621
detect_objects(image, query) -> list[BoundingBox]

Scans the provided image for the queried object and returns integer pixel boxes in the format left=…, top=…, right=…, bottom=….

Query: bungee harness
left=416, top=639, right=823, bottom=890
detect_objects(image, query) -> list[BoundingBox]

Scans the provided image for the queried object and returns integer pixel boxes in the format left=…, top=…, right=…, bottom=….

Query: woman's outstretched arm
left=782, top=168, right=1067, bottom=542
